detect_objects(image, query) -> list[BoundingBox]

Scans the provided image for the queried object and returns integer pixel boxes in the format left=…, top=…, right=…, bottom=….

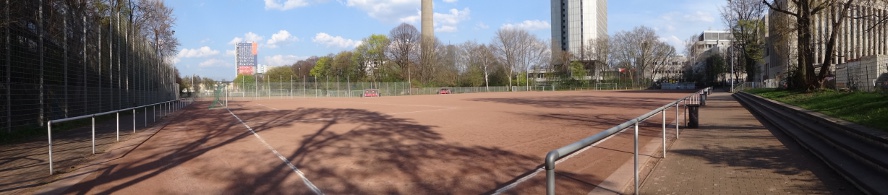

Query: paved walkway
left=0, top=103, right=185, bottom=195
left=639, top=92, right=861, bottom=194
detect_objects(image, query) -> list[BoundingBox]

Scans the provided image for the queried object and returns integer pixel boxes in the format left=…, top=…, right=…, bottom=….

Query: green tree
left=332, top=51, right=356, bottom=81
left=265, top=66, right=296, bottom=82
left=355, top=34, right=390, bottom=82
left=233, top=74, right=257, bottom=90
left=311, top=56, right=332, bottom=78
left=704, top=53, right=727, bottom=84
left=570, top=61, right=589, bottom=86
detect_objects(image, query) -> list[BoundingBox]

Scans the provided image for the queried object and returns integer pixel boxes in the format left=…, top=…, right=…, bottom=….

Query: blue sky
left=170, top=0, right=727, bottom=81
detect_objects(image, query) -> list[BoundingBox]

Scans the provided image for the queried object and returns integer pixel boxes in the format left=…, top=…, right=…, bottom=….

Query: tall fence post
left=116, top=112, right=119, bottom=141
left=92, top=117, right=95, bottom=154
left=47, top=121, right=52, bottom=175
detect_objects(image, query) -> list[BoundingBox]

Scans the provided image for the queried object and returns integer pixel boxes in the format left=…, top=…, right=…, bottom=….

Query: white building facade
left=765, top=0, right=888, bottom=86
left=551, top=0, right=607, bottom=59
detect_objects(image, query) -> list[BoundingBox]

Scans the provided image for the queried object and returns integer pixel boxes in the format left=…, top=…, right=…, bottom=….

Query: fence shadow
left=470, top=95, right=674, bottom=110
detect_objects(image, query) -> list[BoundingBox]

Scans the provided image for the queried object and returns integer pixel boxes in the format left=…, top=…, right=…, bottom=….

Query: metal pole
left=38, top=0, right=44, bottom=127
left=133, top=109, right=136, bottom=133
left=48, top=121, right=52, bottom=175
left=546, top=166, right=555, bottom=195
left=662, top=110, right=666, bottom=158
left=676, top=101, right=680, bottom=139
left=92, top=117, right=95, bottom=154
left=116, top=112, right=119, bottom=141
left=634, top=121, right=639, bottom=195
left=144, top=107, right=147, bottom=127
left=5, top=0, right=10, bottom=133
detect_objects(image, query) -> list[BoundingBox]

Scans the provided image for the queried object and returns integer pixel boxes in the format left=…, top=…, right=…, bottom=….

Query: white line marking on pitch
left=226, top=108, right=324, bottom=195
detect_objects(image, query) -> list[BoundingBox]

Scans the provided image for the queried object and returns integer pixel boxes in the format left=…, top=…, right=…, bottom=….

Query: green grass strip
left=745, top=88, right=888, bottom=132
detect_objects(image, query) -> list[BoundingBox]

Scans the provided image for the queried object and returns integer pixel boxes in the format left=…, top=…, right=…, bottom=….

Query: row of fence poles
left=46, top=99, right=191, bottom=175
left=544, top=87, right=710, bottom=195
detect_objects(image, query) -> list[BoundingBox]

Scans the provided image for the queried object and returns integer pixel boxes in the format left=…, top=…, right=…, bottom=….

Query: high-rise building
left=235, top=42, right=258, bottom=76
left=551, top=0, right=607, bottom=60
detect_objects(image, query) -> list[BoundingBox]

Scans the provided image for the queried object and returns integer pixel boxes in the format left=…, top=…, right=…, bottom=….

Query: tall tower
left=421, top=0, right=433, bottom=41
left=552, top=0, right=607, bottom=61
left=420, top=0, right=434, bottom=86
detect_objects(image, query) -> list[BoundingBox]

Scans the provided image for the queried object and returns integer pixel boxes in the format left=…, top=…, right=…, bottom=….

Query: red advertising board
left=238, top=66, right=255, bottom=75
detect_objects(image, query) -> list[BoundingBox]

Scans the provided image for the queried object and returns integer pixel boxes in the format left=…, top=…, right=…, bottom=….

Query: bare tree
left=491, top=28, right=546, bottom=89
left=649, top=41, right=677, bottom=82
left=139, top=0, right=177, bottom=57
left=386, top=23, right=420, bottom=86
left=610, top=26, right=667, bottom=87
left=433, top=44, right=460, bottom=86
left=584, top=35, right=610, bottom=81
left=722, top=0, right=767, bottom=82
left=764, top=0, right=854, bottom=90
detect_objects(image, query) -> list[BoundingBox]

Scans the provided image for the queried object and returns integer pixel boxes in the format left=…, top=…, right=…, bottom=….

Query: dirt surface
left=32, top=90, right=694, bottom=194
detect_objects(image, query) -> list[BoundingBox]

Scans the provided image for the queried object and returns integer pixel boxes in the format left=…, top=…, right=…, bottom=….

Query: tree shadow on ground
left=470, top=95, right=674, bottom=110
left=58, top=101, right=605, bottom=194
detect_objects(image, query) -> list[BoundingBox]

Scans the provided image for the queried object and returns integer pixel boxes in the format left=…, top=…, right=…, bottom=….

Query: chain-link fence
left=1, top=1, right=178, bottom=133
left=219, top=80, right=568, bottom=100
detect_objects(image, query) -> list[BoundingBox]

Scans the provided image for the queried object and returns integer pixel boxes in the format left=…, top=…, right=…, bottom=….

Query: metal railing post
left=133, top=109, right=136, bottom=133
left=662, top=110, right=666, bottom=158
left=676, top=101, right=680, bottom=139
left=545, top=151, right=558, bottom=195
left=116, top=112, right=119, bottom=141
left=634, top=121, right=639, bottom=195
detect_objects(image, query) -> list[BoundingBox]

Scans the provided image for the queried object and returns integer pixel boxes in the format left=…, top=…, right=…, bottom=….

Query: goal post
left=210, top=83, right=228, bottom=109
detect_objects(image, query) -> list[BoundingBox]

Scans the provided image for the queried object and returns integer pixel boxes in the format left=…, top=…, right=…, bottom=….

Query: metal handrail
left=46, top=99, right=190, bottom=175
left=544, top=87, right=709, bottom=195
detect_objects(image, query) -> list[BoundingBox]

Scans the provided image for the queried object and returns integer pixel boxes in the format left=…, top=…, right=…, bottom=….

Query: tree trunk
left=818, top=0, right=854, bottom=90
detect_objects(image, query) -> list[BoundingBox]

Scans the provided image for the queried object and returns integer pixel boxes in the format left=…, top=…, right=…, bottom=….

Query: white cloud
left=684, top=11, right=715, bottom=23
left=264, top=55, right=306, bottom=66
left=443, top=0, right=457, bottom=3
left=198, top=59, right=229, bottom=68
left=177, top=46, right=220, bottom=58
left=501, top=20, right=550, bottom=31
left=225, top=50, right=236, bottom=56
left=475, top=22, right=489, bottom=30
left=434, top=8, right=470, bottom=32
left=267, top=30, right=299, bottom=48
left=346, top=0, right=419, bottom=23
left=265, top=0, right=310, bottom=11
left=228, top=32, right=264, bottom=45
left=312, top=33, right=362, bottom=48
left=398, top=7, right=470, bottom=33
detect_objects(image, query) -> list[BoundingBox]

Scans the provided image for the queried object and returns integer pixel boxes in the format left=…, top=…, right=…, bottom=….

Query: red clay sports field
left=52, top=90, right=693, bottom=194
